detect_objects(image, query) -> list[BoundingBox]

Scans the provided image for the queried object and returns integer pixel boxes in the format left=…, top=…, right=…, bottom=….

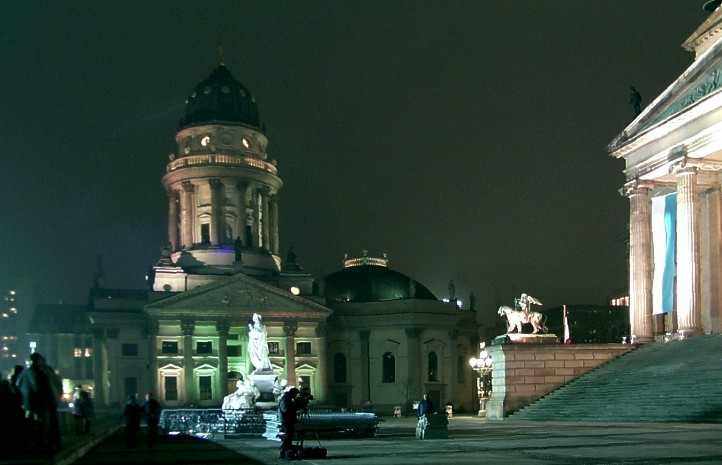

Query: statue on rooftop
left=629, top=85, right=642, bottom=116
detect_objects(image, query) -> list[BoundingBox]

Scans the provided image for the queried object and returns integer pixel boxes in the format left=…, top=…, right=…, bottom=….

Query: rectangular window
left=73, top=347, right=82, bottom=358
left=227, top=333, right=239, bottom=340
left=268, top=342, right=280, bottom=355
left=124, top=377, right=138, bottom=399
left=84, top=348, right=93, bottom=358
left=199, top=375, right=212, bottom=401
left=227, top=345, right=241, bottom=357
left=161, top=341, right=178, bottom=354
left=299, top=375, right=312, bottom=394
left=165, top=376, right=178, bottom=401
left=196, top=341, right=212, bottom=354
left=296, top=342, right=312, bottom=355
left=121, top=343, right=138, bottom=357
left=201, top=223, right=210, bottom=244
left=457, top=356, right=466, bottom=384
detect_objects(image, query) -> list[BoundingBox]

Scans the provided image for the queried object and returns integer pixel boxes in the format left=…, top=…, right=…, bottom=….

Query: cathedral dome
left=324, top=264, right=437, bottom=303
left=179, top=64, right=261, bottom=130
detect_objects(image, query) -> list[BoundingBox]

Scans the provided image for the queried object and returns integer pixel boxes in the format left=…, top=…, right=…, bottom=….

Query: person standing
left=123, top=394, right=142, bottom=448
left=278, top=388, right=299, bottom=459
left=16, top=353, right=62, bottom=453
left=417, top=393, right=433, bottom=418
left=143, top=392, right=162, bottom=447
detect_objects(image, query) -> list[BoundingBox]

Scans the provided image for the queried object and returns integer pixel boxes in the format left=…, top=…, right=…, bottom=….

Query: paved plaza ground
left=67, top=416, right=722, bottom=465
left=213, top=417, right=722, bottom=465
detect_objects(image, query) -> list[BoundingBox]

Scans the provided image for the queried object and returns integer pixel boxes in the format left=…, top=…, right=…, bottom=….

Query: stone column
left=447, top=329, right=458, bottom=405
left=181, top=319, right=195, bottom=404
left=235, top=182, right=247, bottom=245
left=209, top=178, right=223, bottom=246
left=180, top=181, right=195, bottom=248
left=92, top=329, right=107, bottom=406
left=284, top=321, right=298, bottom=386
left=146, top=320, right=159, bottom=397
left=676, top=167, right=703, bottom=336
left=216, top=320, right=230, bottom=400
left=705, top=188, right=721, bottom=333
left=359, top=330, right=370, bottom=402
left=270, top=195, right=280, bottom=255
left=627, top=183, right=654, bottom=342
left=167, top=191, right=179, bottom=251
left=262, top=190, right=270, bottom=250
left=405, top=328, right=422, bottom=402
left=315, top=323, right=328, bottom=402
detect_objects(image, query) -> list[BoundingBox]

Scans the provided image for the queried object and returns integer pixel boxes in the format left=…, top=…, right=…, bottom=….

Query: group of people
left=122, top=392, right=162, bottom=448
left=0, top=352, right=63, bottom=454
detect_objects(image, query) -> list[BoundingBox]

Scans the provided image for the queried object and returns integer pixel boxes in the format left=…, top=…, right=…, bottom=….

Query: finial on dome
left=217, top=42, right=225, bottom=66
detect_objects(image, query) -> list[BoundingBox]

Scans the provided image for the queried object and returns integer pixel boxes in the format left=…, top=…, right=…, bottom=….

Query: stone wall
left=486, top=343, right=633, bottom=419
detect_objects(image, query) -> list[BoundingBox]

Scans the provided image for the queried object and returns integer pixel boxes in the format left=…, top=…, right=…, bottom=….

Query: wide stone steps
left=511, top=335, right=722, bottom=422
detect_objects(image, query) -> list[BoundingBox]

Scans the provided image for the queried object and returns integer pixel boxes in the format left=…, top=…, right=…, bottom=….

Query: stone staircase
left=511, top=335, right=722, bottom=422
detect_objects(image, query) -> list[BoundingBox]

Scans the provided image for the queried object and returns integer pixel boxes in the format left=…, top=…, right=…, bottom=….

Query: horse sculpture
left=497, top=305, right=547, bottom=334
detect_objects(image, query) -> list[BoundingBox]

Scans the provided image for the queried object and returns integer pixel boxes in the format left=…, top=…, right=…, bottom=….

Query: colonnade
left=166, top=179, right=280, bottom=254
left=626, top=165, right=719, bottom=340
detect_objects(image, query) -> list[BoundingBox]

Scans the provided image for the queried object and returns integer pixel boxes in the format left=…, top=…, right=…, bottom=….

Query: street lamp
left=468, top=342, right=493, bottom=417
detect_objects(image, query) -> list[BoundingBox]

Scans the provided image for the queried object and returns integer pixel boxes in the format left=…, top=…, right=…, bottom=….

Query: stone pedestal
left=493, top=333, right=560, bottom=345
left=249, top=370, right=278, bottom=408
left=486, top=343, right=632, bottom=419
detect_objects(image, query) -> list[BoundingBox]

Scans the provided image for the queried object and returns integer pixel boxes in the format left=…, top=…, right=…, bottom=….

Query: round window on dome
left=221, top=85, right=230, bottom=94
left=191, top=92, right=196, bottom=98
left=203, top=86, right=212, bottom=94
left=239, top=89, right=246, bottom=97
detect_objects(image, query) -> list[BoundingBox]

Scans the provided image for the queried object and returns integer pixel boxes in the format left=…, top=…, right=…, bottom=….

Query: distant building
left=29, top=60, right=480, bottom=412
left=0, top=289, right=20, bottom=374
left=609, top=5, right=722, bottom=340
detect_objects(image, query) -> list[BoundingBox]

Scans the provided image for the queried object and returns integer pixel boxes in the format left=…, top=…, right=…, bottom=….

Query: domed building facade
left=29, top=59, right=480, bottom=414
left=323, top=254, right=478, bottom=413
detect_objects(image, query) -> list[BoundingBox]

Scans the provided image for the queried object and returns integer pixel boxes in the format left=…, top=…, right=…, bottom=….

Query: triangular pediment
left=610, top=37, right=722, bottom=153
left=145, top=273, right=331, bottom=318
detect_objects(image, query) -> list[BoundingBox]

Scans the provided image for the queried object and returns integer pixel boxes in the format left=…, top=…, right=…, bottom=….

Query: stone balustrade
left=167, top=154, right=278, bottom=176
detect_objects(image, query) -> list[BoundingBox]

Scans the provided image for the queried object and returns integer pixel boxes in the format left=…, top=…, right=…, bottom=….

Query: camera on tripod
left=296, top=386, right=314, bottom=412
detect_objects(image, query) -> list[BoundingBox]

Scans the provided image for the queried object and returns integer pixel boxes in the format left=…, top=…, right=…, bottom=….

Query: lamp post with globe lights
left=468, top=342, right=493, bottom=417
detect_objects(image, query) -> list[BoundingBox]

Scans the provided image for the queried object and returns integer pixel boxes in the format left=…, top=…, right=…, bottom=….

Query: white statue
left=248, top=313, right=272, bottom=373
left=222, top=379, right=260, bottom=410
left=498, top=305, right=547, bottom=334
left=515, top=293, right=543, bottom=315
left=272, top=376, right=288, bottom=402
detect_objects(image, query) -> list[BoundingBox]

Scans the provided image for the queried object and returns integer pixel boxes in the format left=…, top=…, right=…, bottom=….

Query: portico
left=610, top=7, right=722, bottom=338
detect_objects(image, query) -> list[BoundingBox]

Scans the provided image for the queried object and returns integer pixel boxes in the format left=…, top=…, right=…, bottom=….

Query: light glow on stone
left=290, top=286, right=300, bottom=296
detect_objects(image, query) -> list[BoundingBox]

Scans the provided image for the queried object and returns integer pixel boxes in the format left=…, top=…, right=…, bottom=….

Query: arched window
left=382, top=352, right=395, bottom=383
left=428, top=351, right=438, bottom=381
left=333, top=353, right=347, bottom=383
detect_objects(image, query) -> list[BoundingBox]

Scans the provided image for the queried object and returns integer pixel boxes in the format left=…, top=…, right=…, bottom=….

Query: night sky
left=0, top=2, right=708, bottom=323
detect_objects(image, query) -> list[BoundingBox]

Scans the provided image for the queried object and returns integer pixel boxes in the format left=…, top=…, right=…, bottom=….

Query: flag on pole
left=652, top=193, right=676, bottom=314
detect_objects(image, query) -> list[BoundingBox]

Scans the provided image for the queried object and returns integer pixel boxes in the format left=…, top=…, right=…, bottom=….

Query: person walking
left=123, top=394, right=142, bottom=448
left=16, top=353, right=62, bottom=453
left=143, top=392, right=161, bottom=447
left=73, top=390, right=94, bottom=434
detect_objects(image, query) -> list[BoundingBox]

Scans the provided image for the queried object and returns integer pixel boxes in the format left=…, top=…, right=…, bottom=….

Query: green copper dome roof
left=179, top=64, right=261, bottom=130
left=324, top=265, right=437, bottom=303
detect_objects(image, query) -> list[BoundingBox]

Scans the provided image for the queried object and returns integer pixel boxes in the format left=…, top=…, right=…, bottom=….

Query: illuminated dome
left=179, top=63, right=261, bottom=130
left=324, top=254, right=436, bottom=303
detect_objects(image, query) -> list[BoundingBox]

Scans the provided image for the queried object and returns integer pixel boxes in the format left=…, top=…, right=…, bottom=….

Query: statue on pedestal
left=498, top=293, right=547, bottom=334
left=248, top=313, right=272, bottom=373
